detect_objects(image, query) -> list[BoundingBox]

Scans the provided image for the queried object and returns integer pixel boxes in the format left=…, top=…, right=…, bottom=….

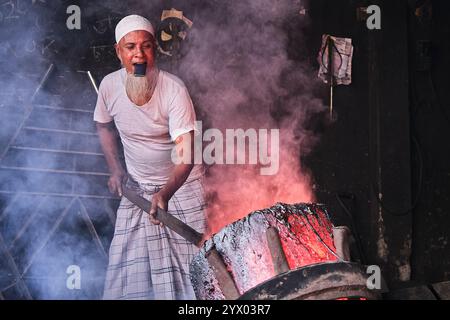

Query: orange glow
left=268, top=206, right=338, bottom=268
left=204, top=151, right=314, bottom=235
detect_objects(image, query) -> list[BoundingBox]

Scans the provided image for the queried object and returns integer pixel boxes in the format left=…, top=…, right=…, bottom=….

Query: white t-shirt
left=94, top=68, right=203, bottom=184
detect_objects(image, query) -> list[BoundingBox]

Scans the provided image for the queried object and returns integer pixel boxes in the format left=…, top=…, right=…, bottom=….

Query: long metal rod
left=8, top=196, right=48, bottom=251
left=21, top=198, right=76, bottom=276
left=122, top=184, right=241, bottom=299
left=10, top=146, right=103, bottom=156
left=23, top=126, right=97, bottom=136
left=87, top=71, right=99, bottom=94
left=328, top=36, right=334, bottom=119
left=121, top=184, right=203, bottom=247
left=77, top=199, right=108, bottom=260
left=0, top=165, right=110, bottom=176
left=330, top=85, right=334, bottom=118
left=34, top=104, right=94, bottom=114
left=103, top=198, right=117, bottom=225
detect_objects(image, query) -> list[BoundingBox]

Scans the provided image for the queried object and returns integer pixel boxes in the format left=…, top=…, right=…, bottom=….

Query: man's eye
left=125, top=46, right=134, bottom=50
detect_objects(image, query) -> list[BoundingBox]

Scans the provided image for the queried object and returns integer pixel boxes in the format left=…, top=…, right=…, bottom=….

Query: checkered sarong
left=103, top=178, right=207, bottom=300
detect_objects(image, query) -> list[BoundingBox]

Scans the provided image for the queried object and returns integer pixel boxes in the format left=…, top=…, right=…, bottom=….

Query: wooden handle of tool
left=121, top=184, right=204, bottom=247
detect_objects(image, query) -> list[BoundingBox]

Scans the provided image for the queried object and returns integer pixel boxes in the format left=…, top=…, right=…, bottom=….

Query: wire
left=302, top=212, right=341, bottom=261
left=335, top=193, right=368, bottom=265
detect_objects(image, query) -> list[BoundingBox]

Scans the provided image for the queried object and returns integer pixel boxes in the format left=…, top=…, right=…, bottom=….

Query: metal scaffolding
left=0, top=64, right=117, bottom=299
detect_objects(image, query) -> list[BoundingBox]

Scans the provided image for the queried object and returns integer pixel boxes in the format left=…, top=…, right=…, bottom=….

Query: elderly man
left=94, top=15, right=206, bottom=300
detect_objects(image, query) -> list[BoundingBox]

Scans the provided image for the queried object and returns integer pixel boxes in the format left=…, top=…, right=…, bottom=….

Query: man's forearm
left=159, top=163, right=194, bottom=201
left=159, top=131, right=195, bottom=201
left=96, top=121, right=124, bottom=174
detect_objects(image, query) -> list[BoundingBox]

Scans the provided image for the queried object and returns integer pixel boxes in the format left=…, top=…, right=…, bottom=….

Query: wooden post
left=206, top=247, right=240, bottom=300
left=266, top=227, right=290, bottom=275
left=332, top=226, right=352, bottom=261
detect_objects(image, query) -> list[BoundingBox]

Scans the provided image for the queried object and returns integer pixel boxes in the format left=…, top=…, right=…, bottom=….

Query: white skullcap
left=115, top=15, right=155, bottom=43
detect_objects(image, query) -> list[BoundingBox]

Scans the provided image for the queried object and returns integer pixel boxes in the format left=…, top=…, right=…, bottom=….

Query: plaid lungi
left=103, top=178, right=207, bottom=300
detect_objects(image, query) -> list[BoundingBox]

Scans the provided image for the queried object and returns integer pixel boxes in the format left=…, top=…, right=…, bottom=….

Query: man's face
left=115, top=30, right=156, bottom=74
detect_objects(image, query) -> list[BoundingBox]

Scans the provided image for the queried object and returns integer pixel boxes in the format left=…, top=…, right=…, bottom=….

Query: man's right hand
left=108, top=169, right=127, bottom=197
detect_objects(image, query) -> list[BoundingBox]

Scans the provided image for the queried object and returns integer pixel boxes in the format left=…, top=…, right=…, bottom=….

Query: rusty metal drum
left=190, top=202, right=351, bottom=300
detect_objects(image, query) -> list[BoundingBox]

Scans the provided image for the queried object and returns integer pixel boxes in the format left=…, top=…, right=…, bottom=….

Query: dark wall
left=300, top=0, right=450, bottom=288
left=296, top=0, right=413, bottom=288
left=409, top=0, right=450, bottom=283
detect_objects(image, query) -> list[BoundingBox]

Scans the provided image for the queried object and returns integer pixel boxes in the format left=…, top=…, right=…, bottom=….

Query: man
left=94, top=14, right=206, bottom=300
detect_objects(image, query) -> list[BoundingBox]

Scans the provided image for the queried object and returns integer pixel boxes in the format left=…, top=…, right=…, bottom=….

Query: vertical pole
left=328, top=36, right=334, bottom=119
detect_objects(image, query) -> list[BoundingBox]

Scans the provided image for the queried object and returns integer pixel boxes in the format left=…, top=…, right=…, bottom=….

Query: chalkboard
left=1, top=0, right=203, bottom=77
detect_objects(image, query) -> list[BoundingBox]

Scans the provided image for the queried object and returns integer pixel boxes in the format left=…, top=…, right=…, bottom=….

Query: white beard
left=125, top=68, right=159, bottom=106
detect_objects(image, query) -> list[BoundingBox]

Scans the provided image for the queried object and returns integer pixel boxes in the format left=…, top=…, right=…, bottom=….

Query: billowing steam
left=0, top=1, right=112, bottom=299
left=177, top=0, right=326, bottom=234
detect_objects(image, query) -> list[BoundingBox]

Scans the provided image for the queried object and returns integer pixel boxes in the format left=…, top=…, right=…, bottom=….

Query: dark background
left=0, top=0, right=449, bottom=299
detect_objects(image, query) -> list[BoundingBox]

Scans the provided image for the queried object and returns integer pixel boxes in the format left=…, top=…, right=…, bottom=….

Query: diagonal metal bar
left=23, top=127, right=97, bottom=136
left=0, top=193, right=21, bottom=223
left=0, top=231, right=32, bottom=299
left=76, top=199, right=106, bottom=299
left=0, top=64, right=54, bottom=163
left=8, top=196, right=48, bottom=251
left=10, top=146, right=103, bottom=156
left=30, top=64, right=55, bottom=102
left=77, top=198, right=108, bottom=260
left=34, top=104, right=94, bottom=114
left=21, top=197, right=76, bottom=277
left=122, top=184, right=204, bottom=247
left=103, top=198, right=117, bottom=226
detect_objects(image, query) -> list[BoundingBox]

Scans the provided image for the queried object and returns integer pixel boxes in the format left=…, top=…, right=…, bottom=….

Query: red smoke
left=204, top=129, right=316, bottom=235
left=175, top=1, right=325, bottom=237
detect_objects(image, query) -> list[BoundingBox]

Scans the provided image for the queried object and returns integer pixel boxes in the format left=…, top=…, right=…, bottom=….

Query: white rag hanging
left=318, top=34, right=354, bottom=86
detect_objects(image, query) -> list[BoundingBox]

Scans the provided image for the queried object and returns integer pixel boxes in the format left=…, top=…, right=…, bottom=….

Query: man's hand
left=149, top=191, right=168, bottom=226
left=108, top=169, right=127, bottom=197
